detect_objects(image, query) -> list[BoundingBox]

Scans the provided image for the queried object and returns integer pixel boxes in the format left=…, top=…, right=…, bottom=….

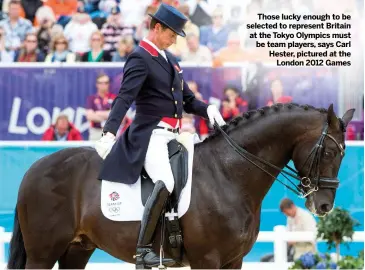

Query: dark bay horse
left=8, top=103, right=354, bottom=269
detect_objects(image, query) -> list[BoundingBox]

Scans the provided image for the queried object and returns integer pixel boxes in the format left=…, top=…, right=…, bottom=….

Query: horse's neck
left=200, top=111, right=322, bottom=212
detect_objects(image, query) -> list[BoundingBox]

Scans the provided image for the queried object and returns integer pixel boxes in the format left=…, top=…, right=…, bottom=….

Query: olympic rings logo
left=109, top=207, right=120, bottom=214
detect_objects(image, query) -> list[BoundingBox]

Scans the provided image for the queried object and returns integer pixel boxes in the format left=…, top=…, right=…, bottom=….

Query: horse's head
left=291, top=104, right=355, bottom=216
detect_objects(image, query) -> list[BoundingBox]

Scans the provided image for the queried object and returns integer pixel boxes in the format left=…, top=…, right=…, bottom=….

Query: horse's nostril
left=320, top=203, right=332, bottom=213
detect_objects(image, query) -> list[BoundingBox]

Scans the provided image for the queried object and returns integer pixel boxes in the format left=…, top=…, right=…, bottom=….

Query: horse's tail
left=7, top=206, right=27, bottom=269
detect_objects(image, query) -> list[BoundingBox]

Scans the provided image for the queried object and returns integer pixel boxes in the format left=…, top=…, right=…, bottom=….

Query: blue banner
left=0, top=65, right=340, bottom=140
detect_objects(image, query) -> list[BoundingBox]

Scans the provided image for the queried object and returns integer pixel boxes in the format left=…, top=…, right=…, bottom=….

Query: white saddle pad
left=100, top=132, right=200, bottom=221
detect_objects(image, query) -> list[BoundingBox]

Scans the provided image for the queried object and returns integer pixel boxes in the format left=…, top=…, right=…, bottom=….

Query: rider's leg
left=135, top=129, right=176, bottom=268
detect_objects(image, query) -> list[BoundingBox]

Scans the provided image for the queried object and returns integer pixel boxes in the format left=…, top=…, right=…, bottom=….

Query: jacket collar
left=139, top=40, right=158, bottom=57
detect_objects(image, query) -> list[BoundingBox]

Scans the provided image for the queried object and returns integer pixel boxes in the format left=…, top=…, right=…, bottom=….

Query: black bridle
left=214, top=121, right=345, bottom=198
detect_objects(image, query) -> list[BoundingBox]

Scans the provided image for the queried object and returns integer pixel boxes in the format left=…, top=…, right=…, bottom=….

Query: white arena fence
left=0, top=225, right=364, bottom=270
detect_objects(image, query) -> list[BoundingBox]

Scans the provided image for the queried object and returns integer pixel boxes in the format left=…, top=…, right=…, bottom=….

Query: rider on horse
left=95, top=3, right=225, bottom=268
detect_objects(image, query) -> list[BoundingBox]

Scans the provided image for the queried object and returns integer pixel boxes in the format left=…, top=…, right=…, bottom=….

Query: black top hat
left=149, top=3, right=188, bottom=37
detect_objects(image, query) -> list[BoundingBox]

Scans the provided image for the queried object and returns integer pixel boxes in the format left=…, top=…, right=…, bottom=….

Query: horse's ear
left=341, top=108, right=355, bottom=128
left=327, top=104, right=340, bottom=129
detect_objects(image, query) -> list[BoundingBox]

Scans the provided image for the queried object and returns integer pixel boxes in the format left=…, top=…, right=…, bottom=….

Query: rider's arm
left=103, top=54, right=148, bottom=136
left=182, top=80, right=209, bottom=119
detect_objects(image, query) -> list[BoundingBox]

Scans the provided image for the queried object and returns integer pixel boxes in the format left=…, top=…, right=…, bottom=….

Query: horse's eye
left=324, top=151, right=335, bottom=158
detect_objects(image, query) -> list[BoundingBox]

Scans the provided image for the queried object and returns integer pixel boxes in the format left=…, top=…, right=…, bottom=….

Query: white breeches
left=144, top=128, right=178, bottom=193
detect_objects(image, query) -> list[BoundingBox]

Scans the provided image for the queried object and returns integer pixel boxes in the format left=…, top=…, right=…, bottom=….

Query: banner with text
left=0, top=66, right=340, bottom=140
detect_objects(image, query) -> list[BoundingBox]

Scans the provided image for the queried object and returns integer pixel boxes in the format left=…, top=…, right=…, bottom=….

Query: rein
left=213, top=121, right=344, bottom=198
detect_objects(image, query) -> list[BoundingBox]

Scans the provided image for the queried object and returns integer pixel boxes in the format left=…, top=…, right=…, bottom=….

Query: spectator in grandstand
left=187, top=80, right=210, bottom=139
left=14, top=32, right=45, bottom=62
left=134, top=5, right=157, bottom=42
left=86, top=73, right=117, bottom=141
left=21, top=0, right=43, bottom=24
left=111, top=34, right=135, bottom=62
left=186, top=0, right=213, bottom=27
left=43, top=0, right=78, bottom=27
left=221, top=85, right=248, bottom=121
left=199, top=7, right=230, bottom=52
left=45, top=33, right=76, bottom=62
left=80, top=30, right=112, bottom=62
left=267, top=79, right=293, bottom=106
left=237, top=1, right=261, bottom=49
left=42, top=114, right=83, bottom=141
left=0, top=0, right=33, bottom=51
left=168, top=4, right=199, bottom=60
left=98, top=0, right=119, bottom=14
left=0, top=26, right=14, bottom=62
left=279, top=198, right=317, bottom=260
left=212, top=31, right=248, bottom=66
left=101, top=6, right=135, bottom=53
left=63, top=9, right=98, bottom=55
left=181, top=32, right=211, bottom=62
left=35, top=7, right=57, bottom=56
left=119, top=0, right=150, bottom=27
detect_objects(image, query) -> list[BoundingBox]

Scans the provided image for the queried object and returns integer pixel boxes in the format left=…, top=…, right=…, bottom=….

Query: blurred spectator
left=280, top=198, right=317, bottom=260
left=80, top=30, right=112, bottom=62
left=49, top=23, right=64, bottom=39
left=237, top=1, right=260, bottom=49
left=187, top=80, right=209, bottom=139
left=45, top=33, right=76, bottom=62
left=181, top=32, right=211, bottom=62
left=86, top=73, right=116, bottom=141
left=212, top=31, right=247, bottom=66
left=44, top=0, right=78, bottom=27
left=135, top=5, right=156, bottom=41
left=221, top=85, right=248, bottom=122
left=42, top=114, right=83, bottom=141
left=199, top=7, right=230, bottom=52
left=267, top=79, right=293, bottom=106
left=181, top=113, right=196, bottom=134
left=98, top=0, right=119, bottom=14
left=168, top=4, right=199, bottom=60
left=64, top=11, right=98, bottom=54
left=14, top=32, right=45, bottom=62
left=101, top=6, right=135, bottom=53
left=112, top=35, right=135, bottom=62
left=21, top=0, right=43, bottom=24
left=2, top=0, right=26, bottom=17
left=0, top=0, right=33, bottom=51
left=35, top=9, right=57, bottom=55
left=119, top=0, right=150, bottom=27
left=0, top=26, right=14, bottom=62
left=186, top=0, right=212, bottom=27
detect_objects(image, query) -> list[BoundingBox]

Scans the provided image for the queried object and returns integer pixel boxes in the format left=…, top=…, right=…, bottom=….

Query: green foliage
left=316, top=207, right=360, bottom=250
left=337, top=250, right=364, bottom=269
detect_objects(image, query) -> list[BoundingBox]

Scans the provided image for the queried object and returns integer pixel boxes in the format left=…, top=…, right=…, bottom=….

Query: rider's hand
left=95, top=132, right=116, bottom=159
left=207, top=105, right=226, bottom=126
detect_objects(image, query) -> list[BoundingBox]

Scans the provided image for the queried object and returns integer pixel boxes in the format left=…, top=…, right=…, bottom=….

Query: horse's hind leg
left=25, top=240, right=70, bottom=269
left=58, top=242, right=95, bottom=269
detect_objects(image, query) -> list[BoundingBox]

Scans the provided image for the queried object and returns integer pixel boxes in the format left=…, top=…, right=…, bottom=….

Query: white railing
left=0, top=225, right=364, bottom=269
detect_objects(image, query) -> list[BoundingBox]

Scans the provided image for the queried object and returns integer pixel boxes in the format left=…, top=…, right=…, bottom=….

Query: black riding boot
left=135, top=180, right=175, bottom=269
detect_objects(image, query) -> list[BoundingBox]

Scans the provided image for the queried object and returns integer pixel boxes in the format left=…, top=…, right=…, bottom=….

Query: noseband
left=214, top=121, right=345, bottom=198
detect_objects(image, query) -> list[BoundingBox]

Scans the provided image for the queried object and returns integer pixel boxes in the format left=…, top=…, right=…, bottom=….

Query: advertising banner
left=0, top=65, right=340, bottom=140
